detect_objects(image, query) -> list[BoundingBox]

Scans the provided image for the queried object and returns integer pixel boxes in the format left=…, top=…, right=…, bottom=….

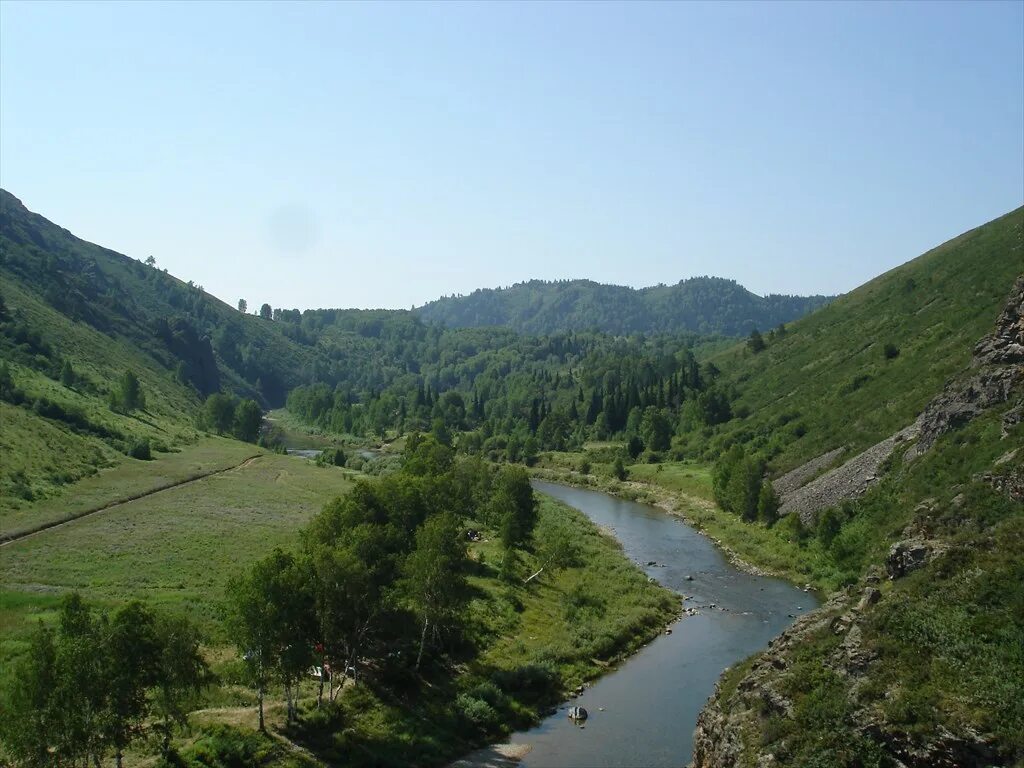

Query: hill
left=685, top=205, right=1024, bottom=474
left=616, top=207, right=1022, bottom=766
left=516, top=206, right=1022, bottom=765
left=414, top=277, right=834, bottom=336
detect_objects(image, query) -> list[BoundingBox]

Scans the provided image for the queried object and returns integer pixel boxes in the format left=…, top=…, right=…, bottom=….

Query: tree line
left=286, top=332, right=738, bottom=463
left=227, top=433, right=542, bottom=730
left=0, top=596, right=209, bottom=768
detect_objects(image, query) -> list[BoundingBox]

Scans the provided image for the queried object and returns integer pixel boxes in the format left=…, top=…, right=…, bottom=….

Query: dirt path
left=0, top=454, right=263, bottom=547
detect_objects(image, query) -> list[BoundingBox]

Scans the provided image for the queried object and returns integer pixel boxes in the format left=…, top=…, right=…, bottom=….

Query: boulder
left=886, top=539, right=931, bottom=579
left=857, top=587, right=882, bottom=611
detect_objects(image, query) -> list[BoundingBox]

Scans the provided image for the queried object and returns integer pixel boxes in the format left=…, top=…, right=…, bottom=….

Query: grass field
left=0, top=451, right=354, bottom=665
left=0, top=435, right=259, bottom=539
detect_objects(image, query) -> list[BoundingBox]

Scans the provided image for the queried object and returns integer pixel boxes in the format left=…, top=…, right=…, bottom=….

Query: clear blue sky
left=2, top=1, right=1022, bottom=311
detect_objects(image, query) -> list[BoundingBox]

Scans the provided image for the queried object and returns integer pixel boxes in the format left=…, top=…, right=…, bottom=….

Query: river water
left=506, top=481, right=816, bottom=767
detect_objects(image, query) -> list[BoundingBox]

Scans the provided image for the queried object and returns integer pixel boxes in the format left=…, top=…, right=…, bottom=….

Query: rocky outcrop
left=778, top=424, right=918, bottom=526
left=693, top=277, right=1024, bottom=768
left=691, top=580, right=1007, bottom=768
left=777, top=275, right=1023, bottom=524
left=886, top=538, right=943, bottom=579
left=771, top=447, right=845, bottom=497
left=971, top=275, right=1024, bottom=366
left=691, top=590, right=850, bottom=768
left=906, top=274, right=1023, bottom=459
left=980, top=463, right=1024, bottom=503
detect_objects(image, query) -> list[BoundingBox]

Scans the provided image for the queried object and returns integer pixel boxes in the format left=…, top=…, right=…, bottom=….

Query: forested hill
left=414, top=277, right=834, bottom=336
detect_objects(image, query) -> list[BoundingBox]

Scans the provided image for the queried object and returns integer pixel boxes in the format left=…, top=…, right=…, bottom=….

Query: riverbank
left=530, top=464, right=829, bottom=595
left=160, top=491, right=679, bottom=768
left=491, top=481, right=817, bottom=767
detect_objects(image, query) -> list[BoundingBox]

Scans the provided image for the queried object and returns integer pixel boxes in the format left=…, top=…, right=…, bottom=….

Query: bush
left=490, top=663, right=560, bottom=704
left=883, top=343, right=900, bottom=360
left=817, top=506, right=844, bottom=548
left=128, top=439, right=152, bottom=460
left=456, top=693, right=500, bottom=732
left=612, top=457, right=628, bottom=481
left=316, top=447, right=347, bottom=467
left=177, top=725, right=270, bottom=768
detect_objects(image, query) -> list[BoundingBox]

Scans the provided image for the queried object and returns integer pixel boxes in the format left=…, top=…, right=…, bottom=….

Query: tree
left=202, top=393, right=236, bottom=435
left=54, top=594, right=109, bottom=766
left=237, top=298, right=247, bottom=313
left=727, top=457, right=763, bottom=522
left=234, top=398, right=263, bottom=443
left=640, top=407, right=672, bottom=452
left=757, top=482, right=780, bottom=526
left=535, top=512, right=579, bottom=575
left=145, top=255, right=156, bottom=267
left=403, top=512, right=468, bottom=669
left=259, top=303, right=273, bottom=320
left=227, top=562, right=276, bottom=731
left=537, top=412, right=571, bottom=451
left=110, top=370, right=145, bottom=413
left=307, top=540, right=382, bottom=703
left=0, top=361, right=16, bottom=401
left=0, top=624, right=59, bottom=767
left=106, top=603, right=162, bottom=768
left=747, top=329, right=766, bottom=354
left=151, top=614, right=211, bottom=759
left=817, top=507, right=844, bottom=548
left=60, top=360, right=75, bottom=388
left=613, top=456, right=628, bottom=481
left=714, top=445, right=764, bottom=522
left=626, top=434, right=645, bottom=460
left=0, top=595, right=209, bottom=767
left=487, top=466, right=537, bottom=549
left=228, top=549, right=315, bottom=729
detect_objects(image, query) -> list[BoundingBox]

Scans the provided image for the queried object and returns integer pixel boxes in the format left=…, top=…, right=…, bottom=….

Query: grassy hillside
left=415, top=276, right=833, bottom=336
left=683, top=206, right=1024, bottom=473
left=0, top=189, right=317, bottom=404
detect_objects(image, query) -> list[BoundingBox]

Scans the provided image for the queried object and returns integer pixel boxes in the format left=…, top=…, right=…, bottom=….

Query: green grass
left=688, top=206, right=1023, bottom=474
left=626, top=462, right=716, bottom=503
left=264, top=408, right=340, bottom=450
left=0, top=452, right=355, bottom=658
left=0, top=440, right=676, bottom=767
left=699, top=406, right=1024, bottom=765
left=0, top=274, right=208, bottom=511
left=471, top=495, right=679, bottom=684
left=0, top=434, right=257, bottom=538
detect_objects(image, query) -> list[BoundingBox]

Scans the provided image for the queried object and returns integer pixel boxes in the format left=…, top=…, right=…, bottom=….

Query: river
left=504, top=481, right=817, bottom=767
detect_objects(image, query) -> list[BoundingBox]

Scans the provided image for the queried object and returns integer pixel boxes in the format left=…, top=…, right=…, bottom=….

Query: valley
left=0, top=190, right=1021, bottom=768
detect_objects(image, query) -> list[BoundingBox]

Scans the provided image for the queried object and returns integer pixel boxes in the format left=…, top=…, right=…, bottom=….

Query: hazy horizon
left=2, top=1, right=1022, bottom=311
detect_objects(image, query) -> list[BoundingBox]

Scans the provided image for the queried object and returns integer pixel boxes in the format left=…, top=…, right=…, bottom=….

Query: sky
left=1, top=1, right=1022, bottom=311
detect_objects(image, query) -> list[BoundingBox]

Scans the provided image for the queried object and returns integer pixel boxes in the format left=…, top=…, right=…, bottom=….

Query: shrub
left=316, top=447, right=347, bottom=467
left=456, top=693, right=500, bottom=732
left=129, top=439, right=152, bottom=460
left=883, top=343, right=900, bottom=360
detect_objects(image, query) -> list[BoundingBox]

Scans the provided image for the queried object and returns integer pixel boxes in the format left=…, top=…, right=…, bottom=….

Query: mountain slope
left=415, top=277, right=833, bottom=336
left=680, top=206, right=1024, bottom=475
left=0, top=189, right=319, bottom=404
left=677, top=211, right=1024, bottom=766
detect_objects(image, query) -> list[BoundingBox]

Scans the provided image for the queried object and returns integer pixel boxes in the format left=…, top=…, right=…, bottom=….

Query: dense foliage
left=286, top=329, right=733, bottom=461
left=0, top=595, right=209, bottom=768
left=226, top=435, right=539, bottom=727
left=415, top=277, right=832, bottom=336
